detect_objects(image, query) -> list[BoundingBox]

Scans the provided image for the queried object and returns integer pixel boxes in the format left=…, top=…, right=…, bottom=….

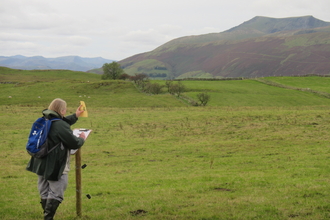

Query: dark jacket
left=26, top=109, right=85, bottom=181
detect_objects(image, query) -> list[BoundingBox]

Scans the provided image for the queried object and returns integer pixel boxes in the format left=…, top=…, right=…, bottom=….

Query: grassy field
left=264, top=76, right=330, bottom=93
left=180, top=79, right=330, bottom=107
left=1, top=68, right=330, bottom=219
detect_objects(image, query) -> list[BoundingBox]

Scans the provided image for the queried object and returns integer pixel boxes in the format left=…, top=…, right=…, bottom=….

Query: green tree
left=169, top=81, right=185, bottom=97
left=197, top=92, right=210, bottom=106
left=145, top=82, right=164, bottom=94
left=165, top=80, right=173, bottom=92
left=102, top=62, right=124, bottom=80
left=130, top=73, right=149, bottom=90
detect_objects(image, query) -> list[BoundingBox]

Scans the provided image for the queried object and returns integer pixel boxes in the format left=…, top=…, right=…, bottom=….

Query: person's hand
left=79, top=132, right=86, bottom=140
left=76, top=105, right=84, bottom=117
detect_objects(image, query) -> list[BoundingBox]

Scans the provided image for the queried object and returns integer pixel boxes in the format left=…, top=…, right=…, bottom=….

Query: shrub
left=169, top=81, right=185, bottom=97
left=118, top=73, right=130, bottom=80
left=197, top=92, right=210, bottom=106
left=144, top=82, right=164, bottom=94
left=130, top=74, right=149, bottom=90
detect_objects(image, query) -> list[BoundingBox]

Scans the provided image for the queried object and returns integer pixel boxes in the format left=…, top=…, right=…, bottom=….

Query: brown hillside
left=119, top=16, right=330, bottom=78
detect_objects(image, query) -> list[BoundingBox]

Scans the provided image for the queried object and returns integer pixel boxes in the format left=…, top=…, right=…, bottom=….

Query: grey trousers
left=38, top=174, right=68, bottom=202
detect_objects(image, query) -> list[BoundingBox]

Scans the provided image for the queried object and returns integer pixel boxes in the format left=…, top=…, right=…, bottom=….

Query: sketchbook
left=70, top=128, right=92, bottom=155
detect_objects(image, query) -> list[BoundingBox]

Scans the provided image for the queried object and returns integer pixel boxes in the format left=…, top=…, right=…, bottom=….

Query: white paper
left=70, top=128, right=92, bottom=155
left=73, top=128, right=92, bottom=138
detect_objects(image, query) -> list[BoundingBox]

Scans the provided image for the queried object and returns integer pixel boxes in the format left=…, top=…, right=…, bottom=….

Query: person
left=26, top=98, right=86, bottom=220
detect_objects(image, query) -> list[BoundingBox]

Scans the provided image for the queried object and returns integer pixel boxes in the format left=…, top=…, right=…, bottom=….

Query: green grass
left=265, top=76, right=330, bottom=93
left=176, top=71, right=214, bottom=79
left=0, top=80, right=185, bottom=108
left=0, top=66, right=101, bottom=82
left=284, top=32, right=330, bottom=47
left=121, top=59, right=170, bottom=76
left=2, top=68, right=330, bottom=219
left=174, top=80, right=330, bottom=106
left=2, top=106, right=330, bottom=219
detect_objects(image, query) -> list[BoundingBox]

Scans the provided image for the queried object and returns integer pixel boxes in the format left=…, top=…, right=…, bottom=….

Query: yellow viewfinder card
left=79, top=101, right=88, bottom=117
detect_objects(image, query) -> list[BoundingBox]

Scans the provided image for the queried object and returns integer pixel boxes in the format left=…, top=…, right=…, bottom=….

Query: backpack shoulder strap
left=49, top=118, right=61, bottom=122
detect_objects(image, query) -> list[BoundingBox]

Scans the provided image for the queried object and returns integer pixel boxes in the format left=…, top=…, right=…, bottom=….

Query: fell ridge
left=119, top=16, right=330, bottom=79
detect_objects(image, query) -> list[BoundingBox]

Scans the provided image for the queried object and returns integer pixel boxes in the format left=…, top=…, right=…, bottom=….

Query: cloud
left=249, top=0, right=330, bottom=20
left=1, top=0, right=330, bottom=60
left=0, top=1, right=57, bottom=29
left=66, top=36, right=92, bottom=46
left=124, top=29, right=163, bottom=44
left=0, top=41, right=39, bottom=56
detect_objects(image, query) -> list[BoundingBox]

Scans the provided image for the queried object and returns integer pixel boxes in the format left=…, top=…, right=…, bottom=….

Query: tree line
left=101, top=62, right=210, bottom=106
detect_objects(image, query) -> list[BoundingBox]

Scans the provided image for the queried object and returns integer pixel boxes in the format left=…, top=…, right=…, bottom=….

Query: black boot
left=40, top=199, right=47, bottom=211
left=44, top=199, right=61, bottom=220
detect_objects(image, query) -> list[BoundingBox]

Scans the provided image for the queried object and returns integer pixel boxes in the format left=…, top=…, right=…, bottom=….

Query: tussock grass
left=2, top=68, right=330, bottom=219
left=2, top=106, right=330, bottom=219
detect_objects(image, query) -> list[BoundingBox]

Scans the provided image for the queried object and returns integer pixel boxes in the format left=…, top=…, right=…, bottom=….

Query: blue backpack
left=26, top=117, right=61, bottom=158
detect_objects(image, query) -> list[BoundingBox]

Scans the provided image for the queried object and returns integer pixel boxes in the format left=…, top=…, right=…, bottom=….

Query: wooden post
left=75, top=149, right=82, bottom=217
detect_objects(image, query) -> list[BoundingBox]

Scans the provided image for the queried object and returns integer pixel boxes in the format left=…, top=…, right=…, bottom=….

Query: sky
left=1, top=0, right=330, bottom=61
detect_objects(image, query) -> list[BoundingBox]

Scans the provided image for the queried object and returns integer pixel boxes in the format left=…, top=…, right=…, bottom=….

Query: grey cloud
left=1, top=0, right=330, bottom=60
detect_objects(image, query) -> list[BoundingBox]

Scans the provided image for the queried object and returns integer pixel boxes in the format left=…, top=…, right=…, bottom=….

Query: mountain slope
left=119, top=16, right=330, bottom=78
left=0, top=55, right=113, bottom=72
left=227, top=16, right=330, bottom=34
left=154, top=16, right=330, bottom=51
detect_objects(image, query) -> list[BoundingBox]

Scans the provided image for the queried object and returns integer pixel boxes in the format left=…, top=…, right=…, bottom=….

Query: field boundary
left=254, top=78, right=330, bottom=99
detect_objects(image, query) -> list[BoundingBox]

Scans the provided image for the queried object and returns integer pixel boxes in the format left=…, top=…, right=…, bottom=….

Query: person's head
left=48, top=98, right=67, bottom=116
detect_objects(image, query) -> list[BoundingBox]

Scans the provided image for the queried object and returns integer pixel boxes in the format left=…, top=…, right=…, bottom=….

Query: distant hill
left=0, top=55, right=114, bottom=72
left=119, top=16, right=330, bottom=78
